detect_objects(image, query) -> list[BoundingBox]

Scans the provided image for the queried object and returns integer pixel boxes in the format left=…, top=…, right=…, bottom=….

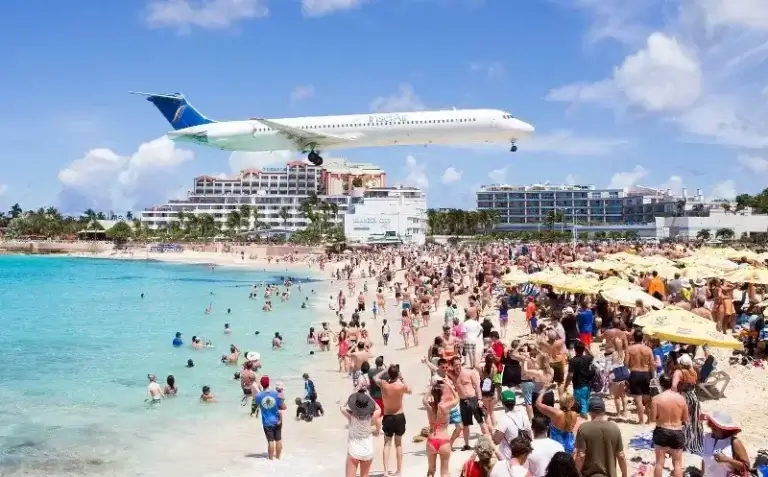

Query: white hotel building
left=344, top=187, right=428, bottom=245
left=140, top=159, right=427, bottom=243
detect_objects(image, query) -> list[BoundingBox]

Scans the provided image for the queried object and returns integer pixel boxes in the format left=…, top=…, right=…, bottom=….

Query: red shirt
left=491, top=341, right=505, bottom=373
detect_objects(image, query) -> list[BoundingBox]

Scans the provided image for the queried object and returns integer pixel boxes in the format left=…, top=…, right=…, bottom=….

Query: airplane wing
left=252, top=118, right=355, bottom=150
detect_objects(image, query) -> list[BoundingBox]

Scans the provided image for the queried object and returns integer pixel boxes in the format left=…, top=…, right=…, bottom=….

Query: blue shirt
left=304, top=379, right=316, bottom=398
left=577, top=309, right=594, bottom=334
left=172, top=337, right=183, bottom=347
left=255, top=390, right=283, bottom=427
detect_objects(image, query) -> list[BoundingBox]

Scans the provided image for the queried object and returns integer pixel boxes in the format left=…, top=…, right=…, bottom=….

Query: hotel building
left=476, top=184, right=625, bottom=225
left=344, top=187, right=428, bottom=245
left=140, top=158, right=387, bottom=231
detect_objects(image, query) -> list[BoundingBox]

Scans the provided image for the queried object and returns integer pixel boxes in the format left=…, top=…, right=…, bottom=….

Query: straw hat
left=244, top=351, right=261, bottom=361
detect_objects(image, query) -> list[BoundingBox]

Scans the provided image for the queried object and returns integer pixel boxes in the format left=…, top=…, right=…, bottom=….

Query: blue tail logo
left=130, top=92, right=215, bottom=130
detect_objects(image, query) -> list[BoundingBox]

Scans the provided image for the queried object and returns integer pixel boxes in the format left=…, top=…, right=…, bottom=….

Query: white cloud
left=712, top=179, right=737, bottom=200
left=402, top=156, right=429, bottom=189
left=659, top=175, right=685, bottom=196
left=470, top=61, right=506, bottom=79
left=228, top=150, right=294, bottom=172
left=301, top=0, right=368, bottom=17
left=290, top=85, right=315, bottom=103
left=57, top=136, right=193, bottom=212
left=488, top=167, right=507, bottom=184
left=547, top=33, right=702, bottom=113
left=145, top=0, right=268, bottom=31
left=738, top=154, right=768, bottom=174
left=565, top=174, right=579, bottom=185
left=441, top=167, right=463, bottom=184
left=370, top=84, right=425, bottom=113
left=549, top=1, right=768, bottom=149
left=608, top=165, right=648, bottom=189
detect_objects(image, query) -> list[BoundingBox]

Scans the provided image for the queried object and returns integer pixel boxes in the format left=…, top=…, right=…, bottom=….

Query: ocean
left=0, top=255, right=326, bottom=477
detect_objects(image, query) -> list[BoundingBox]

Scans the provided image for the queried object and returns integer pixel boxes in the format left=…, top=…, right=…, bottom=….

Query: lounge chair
left=696, top=356, right=730, bottom=399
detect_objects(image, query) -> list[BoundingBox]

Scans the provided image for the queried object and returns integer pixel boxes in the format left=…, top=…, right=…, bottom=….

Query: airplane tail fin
left=129, top=92, right=215, bottom=130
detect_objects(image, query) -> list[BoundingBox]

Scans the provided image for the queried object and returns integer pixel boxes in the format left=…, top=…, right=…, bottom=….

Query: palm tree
left=175, top=211, right=186, bottom=232
left=426, top=209, right=440, bottom=235
left=715, top=228, right=735, bottom=240
left=226, top=210, right=241, bottom=237
left=279, top=206, right=290, bottom=229
left=238, top=205, right=252, bottom=231
left=9, top=203, right=22, bottom=219
left=696, top=229, right=711, bottom=241
left=198, top=213, right=216, bottom=238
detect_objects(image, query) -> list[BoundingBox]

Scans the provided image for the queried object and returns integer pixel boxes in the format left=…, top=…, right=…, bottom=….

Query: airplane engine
left=203, top=124, right=255, bottom=139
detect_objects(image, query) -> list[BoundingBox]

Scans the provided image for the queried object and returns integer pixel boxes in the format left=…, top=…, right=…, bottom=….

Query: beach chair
left=696, top=357, right=731, bottom=399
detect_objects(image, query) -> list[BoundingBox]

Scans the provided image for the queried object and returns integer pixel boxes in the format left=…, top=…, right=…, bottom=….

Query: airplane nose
left=516, top=119, right=534, bottom=134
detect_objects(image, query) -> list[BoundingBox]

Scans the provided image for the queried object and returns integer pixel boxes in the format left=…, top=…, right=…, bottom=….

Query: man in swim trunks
left=447, top=355, right=489, bottom=451
left=349, top=341, right=371, bottom=388
left=373, top=364, right=412, bottom=477
left=146, top=374, right=164, bottom=403
left=650, top=374, right=688, bottom=477
left=626, top=329, right=655, bottom=425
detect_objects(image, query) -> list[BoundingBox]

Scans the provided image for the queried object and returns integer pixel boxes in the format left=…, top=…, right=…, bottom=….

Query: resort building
left=476, top=184, right=625, bottom=225
left=140, top=158, right=386, bottom=231
left=343, top=186, right=428, bottom=245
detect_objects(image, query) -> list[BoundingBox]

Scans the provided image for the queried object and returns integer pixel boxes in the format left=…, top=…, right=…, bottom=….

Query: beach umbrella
left=678, top=255, right=739, bottom=271
left=554, top=275, right=601, bottom=294
left=723, top=267, right=768, bottom=285
left=527, top=269, right=565, bottom=285
left=636, top=308, right=742, bottom=349
left=600, top=286, right=665, bottom=309
left=501, top=270, right=531, bottom=285
left=589, top=276, right=642, bottom=293
left=634, top=306, right=717, bottom=330
left=586, top=260, right=629, bottom=273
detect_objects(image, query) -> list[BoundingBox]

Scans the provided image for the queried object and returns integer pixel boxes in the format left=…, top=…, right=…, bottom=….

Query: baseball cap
left=563, top=306, right=575, bottom=315
left=259, top=375, right=270, bottom=389
left=588, top=396, right=606, bottom=413
left=500, top=389, right=517, bottom=403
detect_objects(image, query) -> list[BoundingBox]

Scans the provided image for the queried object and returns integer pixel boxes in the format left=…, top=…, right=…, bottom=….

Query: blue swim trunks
left=521, top=381, right=535, bottom=405
left=573, top=386, right=590, bottom=415
left=449, top=405, right=461, bottom=425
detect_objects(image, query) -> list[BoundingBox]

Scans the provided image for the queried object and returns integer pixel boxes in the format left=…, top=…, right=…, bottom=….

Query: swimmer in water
left=200, top=385, right=216, bottom=403
left=172, top=332, right=183, bottom=347
left=272, top=333, right=283, bottom=349
left=226, top=344, right=240, bottom=364
left=146, top=374, right=164, bottom=403
left=205, top=303, right=212, bottom=314
left=227, top=308, right=231, bottom=314
left=164, top=375, right=178, bottom=396
left=262, top=301, right=272, bottom=312
left=224, top=323, right=231, bottom=334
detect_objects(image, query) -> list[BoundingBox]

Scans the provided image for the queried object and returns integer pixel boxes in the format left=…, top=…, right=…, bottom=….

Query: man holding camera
left=373, top=364, right=413, bottom=477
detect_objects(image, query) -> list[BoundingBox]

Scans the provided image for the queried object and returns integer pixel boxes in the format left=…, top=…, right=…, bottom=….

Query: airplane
left=132, top=91, right=535, bottom=166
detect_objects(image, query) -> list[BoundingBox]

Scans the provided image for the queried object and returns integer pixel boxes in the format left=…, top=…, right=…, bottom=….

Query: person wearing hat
left=492, top=389, right=531, bottom=460
left=341, top=390, right=381, bottom=476
left=460, top=434, right=496, bottom=477
left=700, top=412, right=750, bottom=477
left=573, top=396, right=627, bottom=477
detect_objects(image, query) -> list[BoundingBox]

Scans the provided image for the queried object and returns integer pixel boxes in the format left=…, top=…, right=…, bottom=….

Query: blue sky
left=1, top=0, right=767, bottom=213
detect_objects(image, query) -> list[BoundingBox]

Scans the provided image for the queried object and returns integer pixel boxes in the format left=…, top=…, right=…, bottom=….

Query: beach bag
left=481, top=377, right=494, bottom=394
left=612, top=365, right=630, bottom=382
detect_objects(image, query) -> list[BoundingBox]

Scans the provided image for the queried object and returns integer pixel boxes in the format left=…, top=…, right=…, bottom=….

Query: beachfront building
left=476, top=183, right=625, bottom=226
left=344, top=186, right=428, bottom=245
left=140, top=158, right=386, bottom=232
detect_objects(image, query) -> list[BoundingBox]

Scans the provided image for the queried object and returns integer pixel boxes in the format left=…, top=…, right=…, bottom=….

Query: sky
left=1, top=0, right=767, bottom=214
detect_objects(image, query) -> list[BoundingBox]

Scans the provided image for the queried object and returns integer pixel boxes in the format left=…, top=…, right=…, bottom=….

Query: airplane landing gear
left=510, top=141, right=518, bottom=153
left=307, top=150, right=323, bottom=166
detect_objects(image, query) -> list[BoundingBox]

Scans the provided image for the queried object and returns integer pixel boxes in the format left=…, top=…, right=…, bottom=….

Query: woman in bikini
left=424, top=376, right=459, bottom=477
left=400, top=309, right=413, bottom=349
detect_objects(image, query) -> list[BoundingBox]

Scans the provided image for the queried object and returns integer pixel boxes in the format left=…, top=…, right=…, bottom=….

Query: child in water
left=200, top=386, right=216, bottom=403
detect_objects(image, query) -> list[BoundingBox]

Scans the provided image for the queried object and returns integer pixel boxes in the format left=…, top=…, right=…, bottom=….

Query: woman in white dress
left=341, top=390, right=381, bottom=477
left=700, top=412, right=750, bottom=477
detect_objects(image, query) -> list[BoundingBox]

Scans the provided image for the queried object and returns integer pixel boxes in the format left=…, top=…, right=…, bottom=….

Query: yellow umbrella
left=600, top=286, right=665, bottom=309
left=590, top=276, right=642, bottom=293
left=636, top=308, right=742, bottom=349
left=723, top=267, right=768, bottom=285
left=527, top=269, right=564, bottom=285
left=556, top=276, right=601, bottom=294
left=633, top=306, right=717, bottom=330
left=586, top=260, right=629, bottom=273
left=678, top=256, right=739, bottom=271
left=563, top=260, right=590, bottom=269
left=501, top=270, right=531, bottom=285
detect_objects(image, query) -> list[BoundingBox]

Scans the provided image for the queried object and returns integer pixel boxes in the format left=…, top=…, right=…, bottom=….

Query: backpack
left=480, top=377, right=493, bottom=394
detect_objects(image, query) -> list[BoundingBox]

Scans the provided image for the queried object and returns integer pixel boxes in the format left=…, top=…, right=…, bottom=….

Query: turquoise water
left=0, top=256, right=324, bottom=477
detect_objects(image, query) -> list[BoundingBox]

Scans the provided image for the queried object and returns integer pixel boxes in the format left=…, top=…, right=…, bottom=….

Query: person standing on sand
left=350, top=341, right=371, bottom=389
left=575, top=396, right=627, bottom=477
left=373, top=364, right=412, bottom=477
left=626, top=329, right=655, bottom=425
left=341, top=390, right=381, bottom=477
left=254, top=376, right=287, bottom=460
left=447, top=355, right=490, bottom=451
left=650, top=375, right=688, bottom=477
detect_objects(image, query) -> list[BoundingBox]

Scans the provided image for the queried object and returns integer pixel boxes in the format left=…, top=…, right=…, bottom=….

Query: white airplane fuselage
left=167, top=108, right=534, bottom=152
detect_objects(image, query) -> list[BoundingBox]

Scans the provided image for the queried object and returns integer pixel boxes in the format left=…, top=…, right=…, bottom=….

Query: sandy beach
left=53, top=249, right=768, bottom=476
